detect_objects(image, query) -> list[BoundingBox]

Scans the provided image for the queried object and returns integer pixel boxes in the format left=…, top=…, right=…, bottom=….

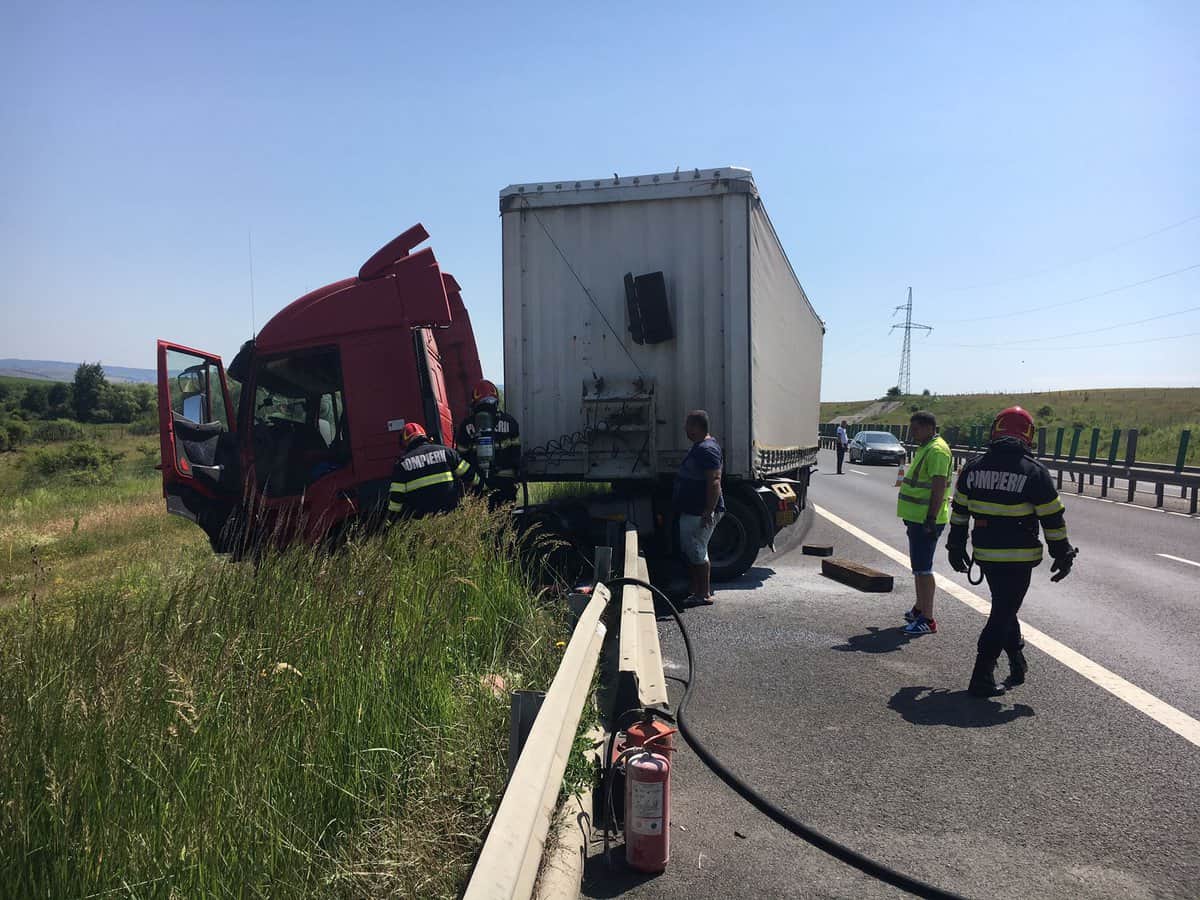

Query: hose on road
left=605, top=576, right=968, bottom=900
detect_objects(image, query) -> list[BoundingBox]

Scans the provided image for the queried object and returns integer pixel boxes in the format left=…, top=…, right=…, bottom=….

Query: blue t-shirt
left=674, top=437, right=725, bottom=516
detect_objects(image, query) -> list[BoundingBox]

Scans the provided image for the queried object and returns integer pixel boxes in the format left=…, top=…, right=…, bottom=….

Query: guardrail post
left=1037, top=427, right=1046, bottom=458
left=1177, top=430, right=1192, bottom=499
left=1104, top=430, right=1120, bottom=495
left=593, top=546, right=613, bottom=585
left=508, top=691, right=546, bottom=778
left=1125, top=429, right=1139, bottom=503
left=1053, top=428, right=1064, bottom=459
left=1087, top=428, right=1100, bottom=485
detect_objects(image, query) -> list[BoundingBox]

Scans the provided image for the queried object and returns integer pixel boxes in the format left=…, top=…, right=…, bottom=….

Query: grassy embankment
left=0, top=427, right=571, bottom=897
left=821, top=387, right=1200, bottom=465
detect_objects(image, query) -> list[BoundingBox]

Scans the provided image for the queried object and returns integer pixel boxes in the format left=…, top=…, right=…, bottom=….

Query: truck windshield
left=251, top=348, right=350, bottom=496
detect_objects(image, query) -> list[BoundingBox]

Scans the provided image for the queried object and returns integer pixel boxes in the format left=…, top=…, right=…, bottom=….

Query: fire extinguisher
left=612, top=715, right=675, bottom=872
left=624, top=746, right=670, bottom=872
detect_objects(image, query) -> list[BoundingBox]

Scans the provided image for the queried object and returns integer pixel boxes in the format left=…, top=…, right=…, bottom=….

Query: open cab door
left=157, top=341, right=240, bottom=546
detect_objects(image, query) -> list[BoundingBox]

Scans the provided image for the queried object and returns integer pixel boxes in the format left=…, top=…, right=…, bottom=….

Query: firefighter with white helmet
left=455, top=379, right=522, bottom=507
left=947, top=406, right=1079, bottom=698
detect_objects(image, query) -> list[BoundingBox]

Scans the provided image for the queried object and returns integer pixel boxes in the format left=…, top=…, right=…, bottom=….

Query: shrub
left=1037, top=405, right=1053, bottom=419
left=31, top=419, right=85, bottom=443
left=5, top=419, right=31, bottom=448
left=129, top=415, right=158, bottom=436
left=27, top=440, right=122, bottom=484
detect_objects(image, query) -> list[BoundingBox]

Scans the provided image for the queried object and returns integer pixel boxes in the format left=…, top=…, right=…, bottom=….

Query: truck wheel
left=709, top=494, right=763, bottom=581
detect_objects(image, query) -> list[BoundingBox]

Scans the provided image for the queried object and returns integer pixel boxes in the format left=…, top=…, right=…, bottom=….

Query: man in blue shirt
left=674, top=410, right=725, bottom=605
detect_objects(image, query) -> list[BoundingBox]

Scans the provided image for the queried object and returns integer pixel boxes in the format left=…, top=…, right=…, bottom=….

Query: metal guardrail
left=464, top=583, right=610, bottom=900
left=818, top=436, right=1200, bottom=514
left=464, top=525, right=671, bottom=898
left=617, top=524, right=669, bottom=712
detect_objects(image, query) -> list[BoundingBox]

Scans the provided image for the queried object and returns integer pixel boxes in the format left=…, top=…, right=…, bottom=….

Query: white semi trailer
left=501, top=167, right=824, bottom=579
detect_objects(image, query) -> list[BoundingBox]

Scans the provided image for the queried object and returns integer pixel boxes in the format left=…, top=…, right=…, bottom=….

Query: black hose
left=604, top=576, right=968, bottom=900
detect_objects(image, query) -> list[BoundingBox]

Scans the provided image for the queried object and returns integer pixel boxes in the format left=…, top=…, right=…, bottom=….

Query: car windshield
left=861, top=432, right=901, bottom=445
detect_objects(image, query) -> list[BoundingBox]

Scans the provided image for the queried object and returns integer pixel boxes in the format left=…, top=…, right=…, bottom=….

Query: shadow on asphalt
left=888, top=685, right=1035, bottom=727
left=582, top=848, right=662, bottom=897
left=832, top=625, right=913, bottom=654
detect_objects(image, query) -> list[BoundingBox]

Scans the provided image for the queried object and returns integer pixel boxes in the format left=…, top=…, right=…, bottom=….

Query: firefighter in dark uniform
left=947, top=406, right=1079, bottom=698
left=455, top=379, right=522, bottom=508
left=388, top=422, right=478, bottom=518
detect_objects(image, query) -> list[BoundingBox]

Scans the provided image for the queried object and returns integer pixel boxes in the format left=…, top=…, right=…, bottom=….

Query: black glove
left=947, top=544, right=971, bottom=573
left=1050, top=547, right=1078, bottom=583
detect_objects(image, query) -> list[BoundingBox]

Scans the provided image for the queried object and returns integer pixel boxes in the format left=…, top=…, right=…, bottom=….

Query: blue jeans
left=905, top=521, right=945, bottom=576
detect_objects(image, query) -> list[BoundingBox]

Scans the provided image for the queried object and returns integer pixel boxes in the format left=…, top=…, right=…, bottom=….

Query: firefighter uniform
left=456, top=409, right=522, bottom=505
left=388, top=439, right=477, bottom=518
left=948, top=434, right=1076, bottom=695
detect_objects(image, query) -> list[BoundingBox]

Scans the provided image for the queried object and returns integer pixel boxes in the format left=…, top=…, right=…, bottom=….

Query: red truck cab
left=156, top=225, right=483, bottom=552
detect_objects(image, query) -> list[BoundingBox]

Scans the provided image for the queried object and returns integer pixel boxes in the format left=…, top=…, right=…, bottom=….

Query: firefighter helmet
left=472, top=379, right=500, bottom=404
left=400, top=422, right=428, bottom=448
left=990, top=406, right=1035, bottom=447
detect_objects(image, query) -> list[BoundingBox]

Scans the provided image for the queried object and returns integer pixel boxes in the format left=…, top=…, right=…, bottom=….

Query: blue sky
left=2, top=1, right=1198, bottom=400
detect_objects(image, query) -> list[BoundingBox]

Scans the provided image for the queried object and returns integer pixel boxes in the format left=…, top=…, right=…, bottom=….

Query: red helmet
left=472, top=379, right=500, bottom=404
left=990, top=406, right=1035, bottom=447
left=400, top=421, right=427, bottom=448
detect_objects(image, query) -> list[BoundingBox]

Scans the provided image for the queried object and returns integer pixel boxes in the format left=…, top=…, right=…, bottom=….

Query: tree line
left=0, top=363, right=156, bottom=450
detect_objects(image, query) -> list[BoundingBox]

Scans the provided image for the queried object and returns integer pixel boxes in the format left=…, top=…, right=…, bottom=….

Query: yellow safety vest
left=897, top=436, right=952, bottom=525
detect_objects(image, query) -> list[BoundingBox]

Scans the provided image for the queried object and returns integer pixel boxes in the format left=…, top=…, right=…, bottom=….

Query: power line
left=928, top=329, right=1200, bottom=352
left=956, top=304, right=1200, bottom=347
left=940, top=262, right=1200, bottom=324
left=943, top=212, right=1200, bottom=293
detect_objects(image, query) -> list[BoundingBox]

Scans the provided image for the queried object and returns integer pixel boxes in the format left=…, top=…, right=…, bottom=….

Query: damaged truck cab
left=156, top=225, right=482, bottom=552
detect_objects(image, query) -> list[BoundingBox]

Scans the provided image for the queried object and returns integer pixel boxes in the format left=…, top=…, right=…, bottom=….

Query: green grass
left=821, top=388, right=1200, bottom=465
left=0, top=504, right=566, bottom=899
left=0, top=425, right=573, bottom=897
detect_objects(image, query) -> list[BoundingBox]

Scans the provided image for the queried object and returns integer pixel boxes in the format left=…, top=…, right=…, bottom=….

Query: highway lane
left=584, top=503, right=1200, bottom=899
left=813, top=449, right=1200, bottom=721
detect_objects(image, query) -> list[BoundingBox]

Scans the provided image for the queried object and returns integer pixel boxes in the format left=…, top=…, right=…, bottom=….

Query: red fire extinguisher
left=625, top=749, right=670, bottom=871
left=622, top=720, right=674, bottom=873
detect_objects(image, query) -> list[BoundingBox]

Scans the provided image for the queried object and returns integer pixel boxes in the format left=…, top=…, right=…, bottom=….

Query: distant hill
left=0, top=359, right=156, bottom=384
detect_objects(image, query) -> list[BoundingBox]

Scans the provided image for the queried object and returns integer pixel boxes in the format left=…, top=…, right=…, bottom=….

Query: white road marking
left=1158, top=553, right=1200, bottom=569
left=849, top=469, right=869, bottom=477
left=813, top=502, right=1200, bottom=750
left=1070, top=492, right=1197, bottom=518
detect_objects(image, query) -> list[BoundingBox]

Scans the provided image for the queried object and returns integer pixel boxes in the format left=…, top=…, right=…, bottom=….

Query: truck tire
left=709, top=493, right=763, bottom=581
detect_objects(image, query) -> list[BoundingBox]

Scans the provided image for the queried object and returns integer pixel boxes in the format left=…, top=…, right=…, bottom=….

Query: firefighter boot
left=968, top=655, right=1006, bottom=699
left=1005, top=645, right=1028, bottom=687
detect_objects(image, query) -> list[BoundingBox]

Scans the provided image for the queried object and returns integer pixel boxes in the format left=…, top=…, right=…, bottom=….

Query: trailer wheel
left=709, top=493, right=763, bottom=581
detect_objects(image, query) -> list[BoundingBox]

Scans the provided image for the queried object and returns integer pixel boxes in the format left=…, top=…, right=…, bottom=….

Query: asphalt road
left=582, top=450, right=1200, bottom=899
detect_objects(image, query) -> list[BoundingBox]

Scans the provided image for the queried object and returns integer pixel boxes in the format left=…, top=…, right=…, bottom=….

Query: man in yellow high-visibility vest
left=897, top=411, right=952, bottom=635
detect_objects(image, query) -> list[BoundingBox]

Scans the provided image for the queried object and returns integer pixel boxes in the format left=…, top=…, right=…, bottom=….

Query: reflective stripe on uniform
left=390, top=471, right=455, bottom=494
left=499, top=439, right=521, bottom=449
left=1036, top=497, right=1065, bottom=517
left=974, top=546, right=1043, bottom=563
left=904, top=478, right=934, bottom=489
left=1043, top=526, right=1069, bottom=541
left=967, top=498, right=1035, bottom=517
left=388, top=499, right=403, bottom=512
left=454, top=459, right=471, bottom=477
left=950, top=512, right=970, bottom=525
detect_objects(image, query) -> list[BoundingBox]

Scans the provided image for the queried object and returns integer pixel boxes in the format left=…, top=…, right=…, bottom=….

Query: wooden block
left=821, top=558, right=894, bottom=592
left=803, top=544, right=834, bottom=557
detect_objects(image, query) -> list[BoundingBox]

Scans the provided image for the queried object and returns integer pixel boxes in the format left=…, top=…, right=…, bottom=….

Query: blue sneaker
left=903, top=606, right=921, bottom=624
left=903, top=615, right=937, bottom=635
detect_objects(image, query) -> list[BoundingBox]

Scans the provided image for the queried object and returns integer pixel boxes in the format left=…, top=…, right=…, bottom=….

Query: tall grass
left=0, top=503, right=564, bottom=898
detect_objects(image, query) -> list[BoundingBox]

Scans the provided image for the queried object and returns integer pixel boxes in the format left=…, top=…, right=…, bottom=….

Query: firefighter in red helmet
left=455, top=379, right=522, bottom=508
left=947, top=406, right=1079, bottom=697
left=388, top=422, right=478, bottom=518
